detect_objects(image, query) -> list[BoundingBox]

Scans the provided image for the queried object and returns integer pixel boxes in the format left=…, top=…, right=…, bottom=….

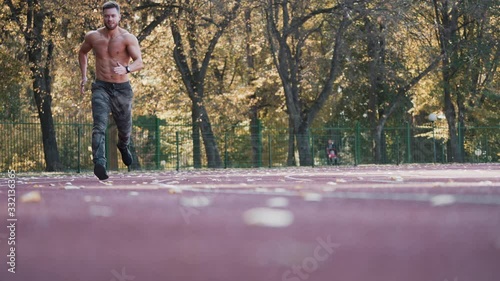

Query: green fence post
left=155, top=116, right=161, bottom=169
left=442, top=138, right=446, bottom=163
left=406, top=122, right=412, bottom=163
left=268, top=133, right=272, bottom=168
left=77, top=125, right=81, bottom=173
left=258, top=120, right=263, bottom=168
left=355, top=122, right=360, bottom=166
left=311, top=132, right=315, bottom=168
left=176, top=131, right=180, bottom=171
left=224, top=132, right=228, bottom=169
left=458, top=122, right=463, bottom=162
left=396, top=133, right=400, bottom=165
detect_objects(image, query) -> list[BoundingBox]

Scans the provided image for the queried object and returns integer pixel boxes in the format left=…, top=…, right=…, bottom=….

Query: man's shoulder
left=85, top=29, right=103, bottom=40
left=120, top=32, right=139, bottom=47
left=119, top=28, right=138, bottom=41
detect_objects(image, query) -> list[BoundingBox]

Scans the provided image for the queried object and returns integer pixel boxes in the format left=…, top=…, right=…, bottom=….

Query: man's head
left=102, top=1, right=121, bottom=30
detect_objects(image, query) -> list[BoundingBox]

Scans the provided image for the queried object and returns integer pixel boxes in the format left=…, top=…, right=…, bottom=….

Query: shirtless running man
left=78, top=1, right=144, bottom=180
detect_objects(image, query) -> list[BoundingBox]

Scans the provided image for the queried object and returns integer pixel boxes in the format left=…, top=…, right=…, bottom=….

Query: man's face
left=103, top=8, right=120, bottom=30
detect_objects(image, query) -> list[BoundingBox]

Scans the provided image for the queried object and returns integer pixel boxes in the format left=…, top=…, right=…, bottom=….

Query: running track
left=1, top=164, right=499, bottom=281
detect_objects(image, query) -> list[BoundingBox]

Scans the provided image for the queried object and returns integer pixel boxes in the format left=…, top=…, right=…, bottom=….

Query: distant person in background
left=326, top=139, right=339, bottom=165
left=78, top=1, right=144, bottom=180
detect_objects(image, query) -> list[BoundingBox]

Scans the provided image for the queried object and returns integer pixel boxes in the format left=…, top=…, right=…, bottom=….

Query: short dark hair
left=102, top=1, right=120, bottom=13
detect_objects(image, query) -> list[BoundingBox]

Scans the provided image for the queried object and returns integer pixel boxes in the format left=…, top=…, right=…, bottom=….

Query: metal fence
left=1, top=116, right=498, bottom=172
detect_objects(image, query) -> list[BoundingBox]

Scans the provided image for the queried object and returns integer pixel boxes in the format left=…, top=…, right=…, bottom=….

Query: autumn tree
left=0, top=49, right=28, bottom=120
left=168, top=0, right=242, bottom=168
left=4, top=0, right=62, bottom=171
left=263, top=0, right=353, bottom=166
left=430, top=0, right=500, bottom=162
left=358, top=1, right=441, bottom=163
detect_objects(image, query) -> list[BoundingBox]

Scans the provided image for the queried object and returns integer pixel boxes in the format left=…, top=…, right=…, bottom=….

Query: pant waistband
left=94, top=79, right=130, bottom=87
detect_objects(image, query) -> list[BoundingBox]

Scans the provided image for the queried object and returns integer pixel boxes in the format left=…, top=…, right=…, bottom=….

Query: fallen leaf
left=168, top=188, right=182, bottom=194
left=20, top=191, right=42, bottom=203
left=302, top=192, right=323, bottom=202
left=243, top=208, right=294, bottom=228
left=180, top=196, right=212, bottom=208
left=322, top=186, right=336, bottom=192
left=83, top=195, right=102, bottom=202
left=266, top=197, right=289, bottom=208
left=89, top=205, right=113, bottom=217
left=390, top=176, right=404, bottom=182
left=430, top=194, right=456, bottom=206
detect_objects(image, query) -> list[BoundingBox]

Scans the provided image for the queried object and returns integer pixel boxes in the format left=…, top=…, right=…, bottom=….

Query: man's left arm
left=126, top=35, right=144, bottom=73
left=115, top=35, right=144, bottom=75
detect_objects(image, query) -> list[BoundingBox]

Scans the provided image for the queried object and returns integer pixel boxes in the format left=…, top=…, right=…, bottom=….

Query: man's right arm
left=78, top=32, right=93, bottom=94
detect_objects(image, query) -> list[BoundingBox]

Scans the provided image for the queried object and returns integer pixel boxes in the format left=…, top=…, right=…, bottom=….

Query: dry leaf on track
left=20, top=191, right=42, bottom=203
left=180, top=196, right=212, bottom=208
left=243, top=208, right=294, bottom=228
left=430, top=194, right=456, bottom=206
left=266, top=197, right=289, bottom=208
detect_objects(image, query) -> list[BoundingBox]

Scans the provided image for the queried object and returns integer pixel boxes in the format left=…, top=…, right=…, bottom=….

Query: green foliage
left=0, top=50, right=30, bottom=121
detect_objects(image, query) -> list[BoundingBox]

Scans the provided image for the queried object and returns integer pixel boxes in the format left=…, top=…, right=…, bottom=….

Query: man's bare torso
left=88, top=27, right=132, bottom=83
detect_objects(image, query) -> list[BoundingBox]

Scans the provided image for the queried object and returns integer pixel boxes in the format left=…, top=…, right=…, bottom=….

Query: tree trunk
left=365, top=16, right=386, bottom=164
left=433, top=0, right=462, bottom=162
left=190, top=95, right=221, bottom=168
left=296, top=124, right=312, bottom=166
left=191, top=103, right=202, bottom=168
left=442, top=59, right=460, bottom=162
left=197, top=104, right=222, bottom=168
left=373, top=125, right=383, bottom=164
left=34, top=87, right=61, bottom=171
left=28, top=3, right=61, bottom=171
left=249, top=112, right=262, bottom=168
left=244, top=9, right=262, bottom=168
left=287, top=118, right=296, bottom=166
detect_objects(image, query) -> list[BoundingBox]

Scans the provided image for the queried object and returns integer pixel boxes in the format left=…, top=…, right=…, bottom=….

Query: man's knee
left=115, top=117, right=132, bottom=136
left=92, top=122, right=107, bottom=133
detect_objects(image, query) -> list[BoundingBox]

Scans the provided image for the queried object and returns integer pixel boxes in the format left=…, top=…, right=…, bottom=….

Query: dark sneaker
left=118, top=145, right=133, bottom=166
left=94, top=163, right=109, bottom=180
left=94, top=164, right=109, bottom=180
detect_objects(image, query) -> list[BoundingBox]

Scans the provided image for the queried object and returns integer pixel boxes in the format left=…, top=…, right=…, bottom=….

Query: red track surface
left=1, top=164, right=500, bottom=281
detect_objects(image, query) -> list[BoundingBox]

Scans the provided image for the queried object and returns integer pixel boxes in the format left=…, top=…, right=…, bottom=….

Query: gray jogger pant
left=91, top=80, right=133, bottom=166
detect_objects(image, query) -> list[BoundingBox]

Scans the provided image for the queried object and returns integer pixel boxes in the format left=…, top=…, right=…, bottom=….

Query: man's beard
left=105, top=22, right=117, bottom=30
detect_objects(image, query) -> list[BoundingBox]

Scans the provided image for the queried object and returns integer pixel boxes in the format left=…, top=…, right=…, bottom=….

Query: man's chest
left=92, top=38, right=127, bottom=58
